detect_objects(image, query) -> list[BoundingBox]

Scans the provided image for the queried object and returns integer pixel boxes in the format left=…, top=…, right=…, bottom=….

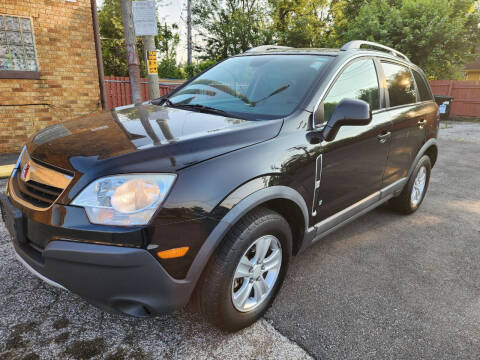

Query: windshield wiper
left=151, top=97, right=174, bottom=106
left=250, top=85, right=290, bottom=107
left=173, top=104, right=246, bottom=119
left=152, top=95, right=245, bottom=119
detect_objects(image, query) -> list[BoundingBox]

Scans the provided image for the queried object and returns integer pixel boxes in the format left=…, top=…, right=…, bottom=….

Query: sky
left=96, top=0, right=190, bottom=63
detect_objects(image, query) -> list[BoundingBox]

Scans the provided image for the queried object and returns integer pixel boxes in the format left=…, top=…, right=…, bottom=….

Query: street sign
left=132, top=1, right=158, bottom=36
left=147, top=50, right=158, bottom=75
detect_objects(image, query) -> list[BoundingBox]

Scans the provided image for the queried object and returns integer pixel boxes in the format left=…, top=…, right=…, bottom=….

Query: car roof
left=237, top=42, right=419, bottom=70
left=236, top=47, right=342, bottom=57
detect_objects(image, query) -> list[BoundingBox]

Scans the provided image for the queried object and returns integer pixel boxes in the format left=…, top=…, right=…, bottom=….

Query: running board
left=310, top=178, right=407, bottom=244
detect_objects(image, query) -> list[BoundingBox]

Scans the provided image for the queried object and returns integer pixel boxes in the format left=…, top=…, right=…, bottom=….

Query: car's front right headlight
left=71, top=174, right=176, bottom=226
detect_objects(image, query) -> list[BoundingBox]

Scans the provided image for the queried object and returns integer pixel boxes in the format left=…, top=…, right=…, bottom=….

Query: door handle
left=377, top=131, right=391, bottom=143
left=417, top=119, right=426, bottom=128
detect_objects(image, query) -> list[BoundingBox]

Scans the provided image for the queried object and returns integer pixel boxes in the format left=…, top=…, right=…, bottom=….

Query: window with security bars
left=0, top=15, right=39, bottom=73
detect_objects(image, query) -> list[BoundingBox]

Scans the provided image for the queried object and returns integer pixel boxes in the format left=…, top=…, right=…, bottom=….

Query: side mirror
left=322, top=98, right=372, bottom=142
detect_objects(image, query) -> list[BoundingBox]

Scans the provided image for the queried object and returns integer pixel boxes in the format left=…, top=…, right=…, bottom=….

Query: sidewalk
left=0, top=153, right=19, bottom=178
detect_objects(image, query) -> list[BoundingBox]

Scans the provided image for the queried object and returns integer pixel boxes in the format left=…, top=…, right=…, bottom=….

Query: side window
left=412, top=70, right=433, bottom=101
left=323, top=59, right=380, bottom=123
left=381, top=62, right=416, bottom=107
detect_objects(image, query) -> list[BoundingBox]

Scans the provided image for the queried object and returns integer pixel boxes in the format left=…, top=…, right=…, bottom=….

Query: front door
left=311, top=58, right=392, bottom=224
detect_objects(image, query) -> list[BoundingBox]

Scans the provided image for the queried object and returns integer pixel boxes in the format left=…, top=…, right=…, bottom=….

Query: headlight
left=71, top=174, right=176, bottom=226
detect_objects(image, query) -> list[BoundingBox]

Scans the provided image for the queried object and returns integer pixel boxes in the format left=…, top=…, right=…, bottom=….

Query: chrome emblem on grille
left=21, top=163, right=30, bottom=181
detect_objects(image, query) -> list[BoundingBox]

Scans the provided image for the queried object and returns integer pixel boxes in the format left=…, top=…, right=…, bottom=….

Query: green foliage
left=184, top=59, right=218, bottom=79
left=192, top=0, right=274, bottom=60
left=156, top=23, right=185, bottom=79
left=332, top=0, right=480, bottom=79
left=99, top=0, right=480, bottom=80
left=98, top=0, right=129, bottom=76
left=158, top=58, right=185, bottom=79
left=269, top=0, right=331, bottom=47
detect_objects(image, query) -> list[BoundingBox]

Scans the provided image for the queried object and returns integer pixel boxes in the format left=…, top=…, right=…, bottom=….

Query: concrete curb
left=0, top=165, right=14, bottom=179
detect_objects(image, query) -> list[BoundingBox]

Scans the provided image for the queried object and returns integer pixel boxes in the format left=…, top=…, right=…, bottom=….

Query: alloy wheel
left=411, top=165, right=427, bottom=207
left=231, top=235, right=282, bottom=312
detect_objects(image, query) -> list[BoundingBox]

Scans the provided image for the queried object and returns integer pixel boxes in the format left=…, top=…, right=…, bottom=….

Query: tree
left=333, top=0, right=480, bottom=79
left=184, top=59, right=218, bottom=79
left=156, top=23, right=185, bottom=78
left=192, top=0, right=274, bottom=60
left=269, top=0, right=331, bottom=47
left=98, top=0, right=129, bottom=76
left=98, top=0, right=182, bottom=77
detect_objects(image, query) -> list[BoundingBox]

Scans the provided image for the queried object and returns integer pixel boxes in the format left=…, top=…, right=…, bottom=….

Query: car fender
left=407, top=138, right=439, bottom=179
left=183, top=184, right=309, bottom=291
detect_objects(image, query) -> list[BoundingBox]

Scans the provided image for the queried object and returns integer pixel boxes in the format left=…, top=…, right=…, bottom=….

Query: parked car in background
left=0, top=41, right=439, bottom=331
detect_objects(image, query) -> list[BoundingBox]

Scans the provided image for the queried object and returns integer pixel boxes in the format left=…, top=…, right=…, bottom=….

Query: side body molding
left=184, top=184, right=312, bottom=291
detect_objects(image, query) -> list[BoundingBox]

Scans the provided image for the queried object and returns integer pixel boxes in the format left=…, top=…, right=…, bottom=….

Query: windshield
left=167, top=55, right=332, bottom=120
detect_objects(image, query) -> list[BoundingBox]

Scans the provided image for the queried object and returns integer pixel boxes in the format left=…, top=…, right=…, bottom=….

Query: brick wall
left=0, top=0, right=101, bottom=154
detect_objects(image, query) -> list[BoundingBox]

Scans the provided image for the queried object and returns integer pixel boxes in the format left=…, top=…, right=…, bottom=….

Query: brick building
left=0, top=0, right=105, bottom=154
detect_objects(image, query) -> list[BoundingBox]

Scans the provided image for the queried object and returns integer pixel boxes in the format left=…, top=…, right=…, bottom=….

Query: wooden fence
left=104, top=76, right=183, bottom=109
left=430, top=80, right=480, bottom=118
left=105, top=76, right=480, bottom=118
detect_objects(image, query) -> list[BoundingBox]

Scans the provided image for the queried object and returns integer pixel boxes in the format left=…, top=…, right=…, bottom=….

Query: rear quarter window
left=381, top=62, right=417, bottom=107
left=412, top=70, right=433, bottom=101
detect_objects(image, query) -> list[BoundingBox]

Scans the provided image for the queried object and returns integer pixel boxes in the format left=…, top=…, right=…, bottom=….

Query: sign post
left=133, top=1, right=160, bottom=100
left=132, top=1, right=158, bottom=36
left=120, top=0, right=142, bottom=104
left=147, top=50, right=158, bottom=75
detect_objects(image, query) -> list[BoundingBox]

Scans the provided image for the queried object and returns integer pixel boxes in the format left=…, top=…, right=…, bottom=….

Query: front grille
left=14, top=176, right=63, bottom=208
left=10, top=152, right=73, bottom=209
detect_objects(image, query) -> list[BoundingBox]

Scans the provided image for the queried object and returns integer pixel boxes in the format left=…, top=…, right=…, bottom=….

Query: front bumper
left=0, top=193, right=194, bottom=316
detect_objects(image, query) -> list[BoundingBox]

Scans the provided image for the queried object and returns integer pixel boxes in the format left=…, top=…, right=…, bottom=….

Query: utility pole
left=120, top=0, right=142, bottom=104
left=187, top=0, right=192, bottom=65
left=143, top=35, right=160, bottom=99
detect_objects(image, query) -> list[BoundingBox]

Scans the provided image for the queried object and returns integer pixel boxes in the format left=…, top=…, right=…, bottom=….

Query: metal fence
left=430, top=80, right=480, bottom=118
left=104, top=76, right=183, bottom=109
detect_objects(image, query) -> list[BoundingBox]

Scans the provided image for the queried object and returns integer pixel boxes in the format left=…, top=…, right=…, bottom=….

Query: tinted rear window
left=412, top=70, right=433, bottom=101
left=381, top=62, right=417, bottom=107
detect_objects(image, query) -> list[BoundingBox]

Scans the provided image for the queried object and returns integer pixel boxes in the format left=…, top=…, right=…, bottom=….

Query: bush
left=157, top=58, right=186, bottom=79
left=184, top=59, right=218, bottom=79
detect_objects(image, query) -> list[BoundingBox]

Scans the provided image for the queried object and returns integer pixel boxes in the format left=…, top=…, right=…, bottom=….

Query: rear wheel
left=390, top=155, right=431, bottom=214
left=193, top=207, right=292, bottom=331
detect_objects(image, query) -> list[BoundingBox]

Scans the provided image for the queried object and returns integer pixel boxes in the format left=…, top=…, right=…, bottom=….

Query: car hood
left=26, top=103, right=283, bottom=174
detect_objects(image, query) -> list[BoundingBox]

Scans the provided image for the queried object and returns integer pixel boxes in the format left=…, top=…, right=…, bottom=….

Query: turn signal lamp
left=157, top=246, right=189, bottom=259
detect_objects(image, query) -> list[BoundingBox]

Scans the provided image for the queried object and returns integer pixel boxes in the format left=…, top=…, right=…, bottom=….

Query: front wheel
left=193, top=207, right=292, bottom=331
left=390, top=155, right=432, bottom=214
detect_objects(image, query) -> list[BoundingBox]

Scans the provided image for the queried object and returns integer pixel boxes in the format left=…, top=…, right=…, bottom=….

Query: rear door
left=380, top=61, right=426, bottom=186
left=411, top=69, right=439, bottom=141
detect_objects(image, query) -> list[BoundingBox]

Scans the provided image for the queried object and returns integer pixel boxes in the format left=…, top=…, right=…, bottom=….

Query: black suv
left=0, top=41, right=439, bottom=331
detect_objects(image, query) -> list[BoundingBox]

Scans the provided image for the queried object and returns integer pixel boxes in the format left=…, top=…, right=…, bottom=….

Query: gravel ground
left=0, top=180, right=310, bottom=359
left=1, top=121, right=479, bottom=359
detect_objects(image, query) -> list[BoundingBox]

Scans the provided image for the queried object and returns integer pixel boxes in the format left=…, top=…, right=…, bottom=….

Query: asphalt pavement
left=265, top=122, right=480, bottom=359
left=0, top=122, right=479, bottom=359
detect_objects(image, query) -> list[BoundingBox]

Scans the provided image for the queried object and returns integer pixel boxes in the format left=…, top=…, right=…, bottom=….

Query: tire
left=192, top=207, right=292, bottom=332
left=390, top=155, right=431, bottom=214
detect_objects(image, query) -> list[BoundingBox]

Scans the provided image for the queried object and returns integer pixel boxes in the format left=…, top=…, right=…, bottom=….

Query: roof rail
left=245, top=45, right=292, bottom=53
left=341, top=40, right=410, bottom=62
